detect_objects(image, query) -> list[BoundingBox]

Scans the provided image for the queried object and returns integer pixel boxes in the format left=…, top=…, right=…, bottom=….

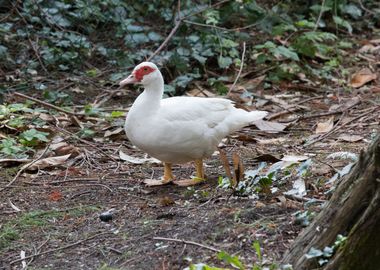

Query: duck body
left=125, top=95, right=266, bottom=163
left=120, top=62, right=268, bottom=186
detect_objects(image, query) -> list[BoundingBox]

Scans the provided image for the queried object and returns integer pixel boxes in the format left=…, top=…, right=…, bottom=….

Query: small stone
left=99, top=211, right=113, bottom=222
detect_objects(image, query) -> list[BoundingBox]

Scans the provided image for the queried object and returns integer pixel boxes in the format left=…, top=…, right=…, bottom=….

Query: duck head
left=119, top=62, right=161, bottom=87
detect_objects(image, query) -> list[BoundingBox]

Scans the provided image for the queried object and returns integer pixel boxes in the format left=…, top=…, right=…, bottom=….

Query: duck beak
left=119, top=74, right=138, bottom=87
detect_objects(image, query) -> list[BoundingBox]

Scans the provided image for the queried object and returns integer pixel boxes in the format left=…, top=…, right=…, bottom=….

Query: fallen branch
left=305, top=106, right=379, bottom=146
left=10, top=232, right=110, bottom=265
left=228, top=42, right=246, bottom=95
left=13, top=92, right=83, bottom=116
left=153, top=236, right=221, bottom=253
left=147, top=0, right=231, bottom=61
left=147, top=1, right=182, bottom=61
left=267, top=96, right=323, bottom=121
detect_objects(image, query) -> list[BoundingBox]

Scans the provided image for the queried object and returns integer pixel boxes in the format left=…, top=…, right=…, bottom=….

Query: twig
left=147, top=0, right=232, bottom=61
left=300, top=98, right=361, bottom=120
left=13, top=92, right=83, bottom=116
left=228, top=42, right=246, bottom=95
left=0, top=145, right=50, bottom=192
left=267, top=96, right=323, bottom=121
left=153, top=236, right=221, bottom=252
left=314, top=0, right=326, bottom=31
left=304, top=106, right=379, bottom=146
left=147, top=0, right=182, bottom=61
left=10, top=232, right=110, bottom=265
left=14, top=7, right=48, bottom=73
left=53, top=126, right=118, bottom=162
left=358, top=0, right=376, bottom=15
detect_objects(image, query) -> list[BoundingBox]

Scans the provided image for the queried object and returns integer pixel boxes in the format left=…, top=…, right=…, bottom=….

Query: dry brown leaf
left=70, top=87, right=85, bottom=93
left=119, top=150, right=160, bottom=164
left=338, top=134, right=364, bottom=142
left=26, top=154, right=71, bottom=170
left=370, top=39, right=380, bottom=44
left=158, top=196, right=175, bottom=206
left=232, top=152, right=244, bottom=187
left=241, top=75, right=266, bottom=89
left=104, top=127, right=124, bottom=137
left=350, top=68, right=377, bottom=88
left=254, top=120, right=287, bottom=133
left=315, top=117, right=334, bottom=134
left=257, top=137, right=287, bottom=145
left=254, top=154, right=282, bottom=163
left=358, top=44, right=377, bottom=53
left=218, top=148, right=233, bottom=182
left=38, top=113, right=54, bottom=121
left=186, top=89, right=215, bottom=97
left=48, top=190, right=63, bottom=201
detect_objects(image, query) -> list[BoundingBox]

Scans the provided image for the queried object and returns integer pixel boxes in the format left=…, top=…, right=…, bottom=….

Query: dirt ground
left=1, top=77, right=379, bottom=270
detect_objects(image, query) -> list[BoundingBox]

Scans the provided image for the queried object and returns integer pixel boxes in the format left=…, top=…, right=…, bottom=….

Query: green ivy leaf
left=273, top=46, right=300, bottom=61
left=217, top=56, right=232, bottom=69
left=341, top=3, right=362, bottom=19
left=19, top=129, right=49, bottom=146
left=333, top=16, right=353, bottom=34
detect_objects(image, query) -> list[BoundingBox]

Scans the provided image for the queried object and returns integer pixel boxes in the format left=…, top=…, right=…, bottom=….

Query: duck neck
left=135, top=75, right=164, bottom=113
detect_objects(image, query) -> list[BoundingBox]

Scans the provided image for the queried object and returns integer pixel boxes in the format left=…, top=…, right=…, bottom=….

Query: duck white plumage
left=119, top=62, right=268, bottom=186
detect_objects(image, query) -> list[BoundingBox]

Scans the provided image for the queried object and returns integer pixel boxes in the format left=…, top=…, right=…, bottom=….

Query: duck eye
left=143, top=68, right=148, bottom=71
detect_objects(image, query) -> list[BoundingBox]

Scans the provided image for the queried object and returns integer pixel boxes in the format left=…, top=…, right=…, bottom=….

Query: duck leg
left=174, top=159, right=205, bottom=186
left=144, top=163, right=174, bottom=186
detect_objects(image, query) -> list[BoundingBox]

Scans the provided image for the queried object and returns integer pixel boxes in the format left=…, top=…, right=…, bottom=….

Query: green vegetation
left=0, top=206, right=98, bottom=250
left=1, top=0, right=379, bottom=92
left=186, top=241, right=279, bottom=270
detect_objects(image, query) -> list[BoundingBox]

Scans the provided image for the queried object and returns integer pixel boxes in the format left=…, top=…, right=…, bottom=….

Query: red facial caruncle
left=134, top=66, right=155, bottom=82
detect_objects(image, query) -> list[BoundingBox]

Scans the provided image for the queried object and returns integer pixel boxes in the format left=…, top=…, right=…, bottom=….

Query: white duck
left=119, top=62, right=268, bottom=186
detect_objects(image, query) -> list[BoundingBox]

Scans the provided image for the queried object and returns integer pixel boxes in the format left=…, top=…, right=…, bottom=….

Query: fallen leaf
left=338, top=134, right=363, bottom=142
left=38, top=113, right=55, bottom=122
left=257, top=137, right=287, bottom=145
left=232, top=152, right=244, bottom=187
left=315, top=117, right=334, bottom=134
left=284, top=179, right=306, bottom=197
left=186, top=88, right=216, bottom=97
left=281, top=155, right=309, bottom=162
left=8, top=199, right=21, bottom=212
left=254, top=120, right=287, bottom=133
left=218, top=148, right=233, bottom=181
left=104, top=127, right=124, bottom=137
left=349, top=68, right=377, bottom=88
left=119, top=150, right=160, bottom=164
left=26, top=154, right=71, bottom=170
left=328, top=96, right=361, bottom=112
left=71, top=87, right=84, bottom=93
left=48, top=190, right=63, bottom=201
left=264, top=95, right=290, bottom=107
left=253, top=154, right=282, bottom=163
left=56, top=166, right=84, bottom=177
left=158, top=196, right=175, bottom=206
left=255, top=201, right=266, bottom=208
